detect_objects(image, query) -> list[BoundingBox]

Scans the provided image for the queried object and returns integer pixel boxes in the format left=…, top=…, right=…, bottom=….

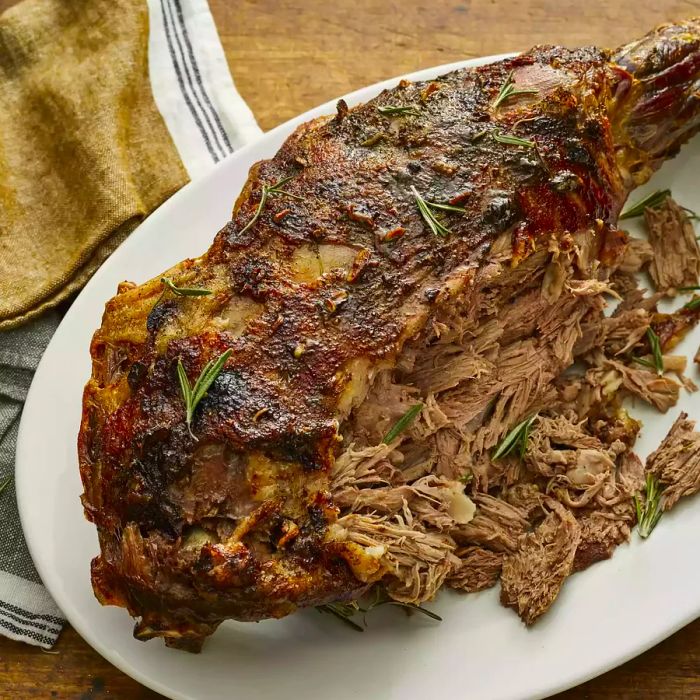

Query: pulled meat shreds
left=337, top=513, right=458, bottom=603
left=455, top=494, right=530, bottom=553
left=646, top=412, right=700, bottom=510
left=572, top=452, right=643, bottom=571
left=602, top=308, right=651, bottom=356
left=602, top=359, right=680, bottom=412
left=644, top=197, right=700, bottom=292
left=329, top=222, right=694, bottom=627
left=573, top=506, right=635, bottom=572
left=618, top=237, right=654, bottom=274
left=448, top=546, right=503, bottom=593
left=500, top=500, right=581, bottom=625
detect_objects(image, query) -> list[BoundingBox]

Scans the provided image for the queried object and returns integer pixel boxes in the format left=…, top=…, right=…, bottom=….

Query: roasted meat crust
left=78, top=20, right=700, bottom=650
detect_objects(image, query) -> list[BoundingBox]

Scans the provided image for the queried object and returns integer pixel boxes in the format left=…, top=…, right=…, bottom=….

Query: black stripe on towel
left=170, top=0, right=234, bottom=153
left=159, top=0, right=220, bottom=162
left=0, top=616, right=56, bottom=647
left=0, top=605, right=61, bottom=634
left=0, top=599, right=64, bottom=626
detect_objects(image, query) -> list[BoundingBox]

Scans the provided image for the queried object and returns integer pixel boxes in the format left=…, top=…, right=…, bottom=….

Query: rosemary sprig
left=161, top=277, right=212, bottom=297
left=684, top=297, right=700, bottom=311
left=317, top=590, right=442, bottom=632
left=361, top=587, right=442, bottom=621
left=631, top=356, right=656, bottom=369
left=493, top=131, right=535, bottom=148
left=383, top=403, right=424, bottom=444
left=679, top=286, right=700, bottom=292
left=0, top=475, right=12, bottom=497
left=410, top=187, right=465, bottom=237
left=492, top=414, right=538, bottom=461
left=634, top=473, right=664, bottom=538
left=646, top=327, right=664, bottom=376
left=317, top=603, right=364, bottom=632
left=177, top=349, right=232, bottom=436
left=377, top=105, right=420, bottom=117
left=381, top=601, right=443, bottom=621
left=619, top=189, right=670, bottom=219
left=239, top=176, right=305, bottom=235
left=492, top=70, right=538, bottom=109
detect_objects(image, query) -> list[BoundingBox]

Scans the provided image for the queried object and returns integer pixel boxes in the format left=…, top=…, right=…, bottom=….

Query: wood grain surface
left=2, top=0, right=700, bottom=698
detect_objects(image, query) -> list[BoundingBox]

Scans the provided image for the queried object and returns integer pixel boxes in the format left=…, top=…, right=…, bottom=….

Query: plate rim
left=15, top=51, right=700, bottom=700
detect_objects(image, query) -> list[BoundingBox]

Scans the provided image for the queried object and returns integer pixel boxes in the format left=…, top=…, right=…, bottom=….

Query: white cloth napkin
left=0, top=0, right=260, bottom=648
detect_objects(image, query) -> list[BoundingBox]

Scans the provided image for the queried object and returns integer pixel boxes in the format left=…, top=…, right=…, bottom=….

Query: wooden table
left=2, top=0, right=700, bottom=697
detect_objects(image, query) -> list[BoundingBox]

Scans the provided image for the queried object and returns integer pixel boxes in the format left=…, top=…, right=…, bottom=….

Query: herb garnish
left=161, top=277, right=212, bottom=297
left=684, top=297, right=700, bottom=311
left=317, top=589, right=441, bottom=632
left=619, top=189, right=699, bottom=220
left=410, top=187, right=465, bottom=238
left=634, top=473, right=664, bottom=538
left=377, top=105, right=420, bottom=117
left=493, top=131, right=535, bottom=148
left=240, top=176, right=305, bottom=235
left=383, top=403, right=424, bottom=444
left=0, top=475, right=12, bottom=497
left=619, top=189, right=670, bottom=219
left=177, top=349, right=232, bottom=437
left=317, top=602, right=364, bottom=632
left=631, top=356, right=656, bottom=370
left=646, top=327, right=664, bottom=375
left=492, top=414, right=538, bottom=461
left=492, top=70, right=538, bottom=109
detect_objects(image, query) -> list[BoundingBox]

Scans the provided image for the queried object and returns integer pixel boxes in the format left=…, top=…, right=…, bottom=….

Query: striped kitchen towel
left=0, top=0, right=260, bottom=648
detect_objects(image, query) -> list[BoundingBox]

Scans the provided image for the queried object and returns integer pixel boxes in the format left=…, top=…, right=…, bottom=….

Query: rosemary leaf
left=161, top=277, right=212, bottom=297
left=0, top=475, right=12, bottom=497
left=492, top=414, right=538, bottom=461
left=619, top=189, right=671, bottom=220
left=678, top=286, right=700, bottom=292
left=317, top=603, right=364, bottom=632
left=631, top=356, right=656, bottom=369
left=492, top=70, right=538, bottom=109
left=424, top=200, right=467, bottom=214
left=384, top=601, right=443, bottom=621
left=177, top=349, right=232, bottom=436
left=318, top=589, right=441, bottom=631
left=646, top=327, right=664, bottom=376
left=239, top=176, right=304, bottom=235
left=684, top=297, right=700, bottom=311
left=410, top=186, right=464, bottom=237
left=493, top=131, right=535, bottom=148
left=383, top=403, right=424, bottom=444
left=635, top=473, right=664, bottom=538
left=377, top=105, right=420, bottom=117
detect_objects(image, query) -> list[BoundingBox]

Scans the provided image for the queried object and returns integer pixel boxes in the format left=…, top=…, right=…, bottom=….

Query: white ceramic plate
left=16, top=54, right=700, bottom=700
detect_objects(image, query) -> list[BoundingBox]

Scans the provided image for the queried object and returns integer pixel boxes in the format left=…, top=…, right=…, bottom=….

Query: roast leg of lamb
left=79, top=19, right=700, bottom=651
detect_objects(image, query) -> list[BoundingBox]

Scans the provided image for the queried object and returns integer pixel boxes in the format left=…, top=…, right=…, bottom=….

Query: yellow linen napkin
left=0, top=0, right=189, bottom=328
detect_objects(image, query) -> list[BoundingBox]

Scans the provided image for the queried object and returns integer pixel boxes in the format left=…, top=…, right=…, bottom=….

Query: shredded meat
left=337, top=513, right=459, bottom=603
left=618, top=236, right=654, bottom=274
left=645, top=197, right=700, bottom=292
left=455, top=494, right=530, bottom=553
left=646, top=412, right=700, bottom=510
left=448, top=547, right=503, bottom=593
left=573, top=505, right=635, bottom=572
left=500, top=500, right=581, bottom=625
left=603, top=359, right=680, bottom=412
